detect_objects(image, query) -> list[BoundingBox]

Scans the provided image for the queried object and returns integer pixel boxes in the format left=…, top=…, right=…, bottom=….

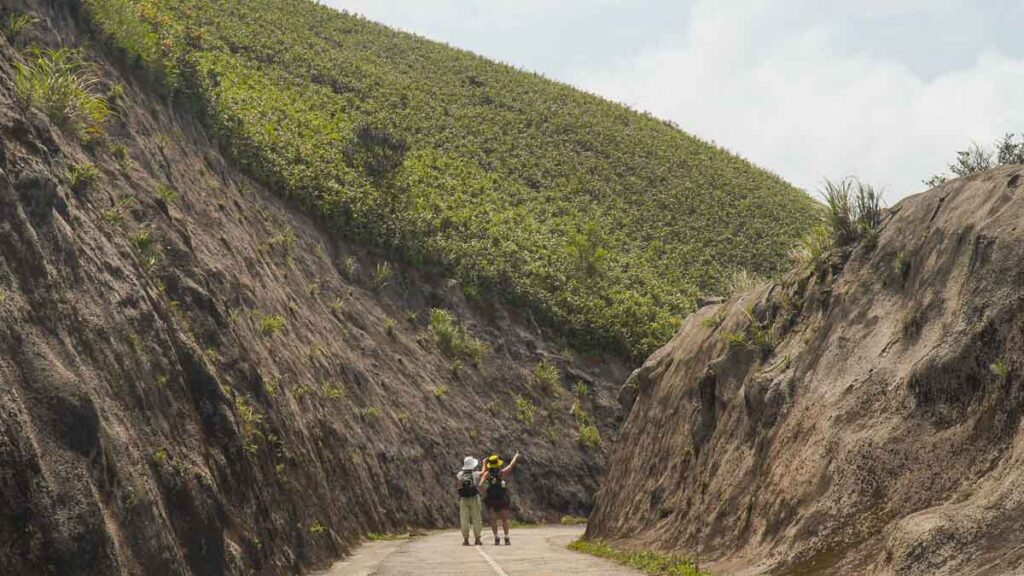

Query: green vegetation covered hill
left=84, top=0, right=818, bottom=359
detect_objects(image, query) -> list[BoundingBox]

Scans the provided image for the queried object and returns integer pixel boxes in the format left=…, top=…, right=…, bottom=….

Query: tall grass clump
left=14, top=48, right=111, bottom=139
left=727, top=269, right=768, bottom=296
left=789, top=224, right=834, bottom=277
left=821, top=177, right=883, bottom=248
left=2, top=12, right=37, bottom=46
left=533, top=360, right=560, bottom=393
left=428, top=309, right=486, bottom=367
left=68, top=163, right=101, bottom=194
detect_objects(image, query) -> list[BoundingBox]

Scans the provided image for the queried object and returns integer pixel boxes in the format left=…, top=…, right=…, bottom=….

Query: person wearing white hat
left=455, top=456, right=484, bottom=546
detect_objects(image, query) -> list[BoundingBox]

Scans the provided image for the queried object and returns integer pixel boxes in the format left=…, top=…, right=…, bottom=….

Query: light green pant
left=459, top=496, right=482, bottom=541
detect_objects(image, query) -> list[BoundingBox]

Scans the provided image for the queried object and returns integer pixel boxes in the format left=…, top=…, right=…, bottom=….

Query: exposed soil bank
left=589, top=166, right=1024, bottom=575
left=0, top=3, right=626, bottom=573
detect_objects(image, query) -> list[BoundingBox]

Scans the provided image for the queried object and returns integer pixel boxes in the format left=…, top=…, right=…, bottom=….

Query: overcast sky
left=324, top=0, right=1024, bottom=201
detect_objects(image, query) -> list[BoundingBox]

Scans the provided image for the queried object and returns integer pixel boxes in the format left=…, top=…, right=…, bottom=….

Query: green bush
left=573, top=381, right=591, bottom=400
left=821, top=177, right=882, bottom=248
left=2, top=12, right=37, bottom=46
left=156, top=183, right=178, bottom=203
left=428, top=308, right=486, bottom=366
left=372, top=261, right=392, bottom=290
left=68, top=163, right=100, bottom=194
left=726, top=269, right=767, bottom=296
left=513, top=394, right=536, bottom=426
left=576, top=424, right=601, bottom=448
left=14, top=48, right=110, bottom=139
left=259, top=314, right=285, bottom=336
left=533, top=360, right=560, bottom=393
left=925, top=134, right=1024, bottom=187
left=788, top=224, right=833, bottom=277
left=85, top=0, right=819, bottom=360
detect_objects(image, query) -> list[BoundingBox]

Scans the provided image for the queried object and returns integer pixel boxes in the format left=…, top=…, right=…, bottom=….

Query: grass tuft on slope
left=83, top=0, right=819, bottom=360
left=569, top=539, right=710, bottom=576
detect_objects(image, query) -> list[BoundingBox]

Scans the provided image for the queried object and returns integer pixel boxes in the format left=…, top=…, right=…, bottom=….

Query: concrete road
left=317, top=525, right=642, bottom=576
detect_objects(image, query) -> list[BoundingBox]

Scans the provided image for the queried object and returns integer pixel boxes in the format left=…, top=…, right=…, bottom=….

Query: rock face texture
left=0, top=3, right=625, bottom=574
left=588, top=166, right=1024, bottom=575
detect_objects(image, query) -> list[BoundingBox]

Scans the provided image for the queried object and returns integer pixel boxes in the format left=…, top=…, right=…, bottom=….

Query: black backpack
left=485, top=471, right=507, bottom=502
left=458, top=472, right=478, bottom=497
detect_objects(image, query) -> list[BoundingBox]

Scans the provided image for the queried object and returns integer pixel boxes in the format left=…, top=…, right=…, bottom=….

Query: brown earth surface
left=0, top=3, right=626, bottom=574
left=588, top=166, right=1024, bottom=575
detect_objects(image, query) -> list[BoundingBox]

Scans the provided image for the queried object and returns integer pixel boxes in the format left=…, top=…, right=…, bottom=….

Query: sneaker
left=504, top=537, right=511, bottom=546
left=494, top=537, right=501, bottom=545
left=463, top=540, right=470, bottom=546
left=474, top=538, right=483, bottom=546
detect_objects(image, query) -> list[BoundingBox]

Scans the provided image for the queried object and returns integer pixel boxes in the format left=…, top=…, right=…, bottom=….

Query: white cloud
left=571, top=0, right=1024, bottom=199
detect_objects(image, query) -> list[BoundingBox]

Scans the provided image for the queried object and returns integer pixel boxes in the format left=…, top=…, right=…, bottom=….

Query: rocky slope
left=588, top=166, right=1024, bottom=574
left=0, top=3, right=626, bottom=574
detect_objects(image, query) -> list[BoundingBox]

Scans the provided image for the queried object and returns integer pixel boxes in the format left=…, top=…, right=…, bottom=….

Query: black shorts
left=485, top=499, right=510, bottom=512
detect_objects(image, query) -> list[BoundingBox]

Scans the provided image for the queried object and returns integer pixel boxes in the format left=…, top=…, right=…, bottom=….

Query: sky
left=323, top=0, right=1024, bottom=201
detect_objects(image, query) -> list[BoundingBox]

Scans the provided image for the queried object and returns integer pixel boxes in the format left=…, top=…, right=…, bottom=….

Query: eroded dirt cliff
left=0, top=3, right=626, bottom=574
left=589, top=167, right=1024, bottom=575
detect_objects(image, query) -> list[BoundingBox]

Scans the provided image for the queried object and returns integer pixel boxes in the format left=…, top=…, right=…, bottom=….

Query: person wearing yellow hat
left=479, top=451, right=520, bottom=545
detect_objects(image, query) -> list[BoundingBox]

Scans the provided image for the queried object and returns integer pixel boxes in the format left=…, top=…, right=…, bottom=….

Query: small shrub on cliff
left=341, top=256, right=359, bottom=280
left=358, top=406, right=381, bottom=420
left=574, top=381, right=591, bottom=400
left=822, top=177, right=883, bottom=247
left=533, top=360, right=560, bottom=393
left=789, top=224, right=834, bottom=277
left=991, top=359, right=1010, bottom=382
left=700, top=309, right=727, bottom=329
left=321, top=382, right=343, bottom=400
left=131, top=229, right=154, bottom=253
left=14, top=48, right=110, bottom=139
left=151, top=447, right=169, bottom=465
left=68, top=163, right=100, bottom=195
left=2, top=12, right=37, bottom=46
left=727, top=269, right=767, bottom=296
left=925, top=135, right=1024, bottom=187
left=259, top=314, right=285, bottom=336
left=514, top=394, right=536, bottom=426
left=265, top=226, right=296, bottom=262
left=372, top=261, right=392, bottom=290
left=721, top=309, right=775, bottom=356
left=156, top=183, right=177, bottom=203
left=428, top=308, right=486, bottom=366
left=110, top=141, right=132, bottom=169
left=577, top=424, right=602, bottom=448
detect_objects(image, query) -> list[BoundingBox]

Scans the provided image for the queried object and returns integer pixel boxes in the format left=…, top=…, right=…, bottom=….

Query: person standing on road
left=480, top=451, right=520, bottom=545
left=456, top=456, right=484, bottom=546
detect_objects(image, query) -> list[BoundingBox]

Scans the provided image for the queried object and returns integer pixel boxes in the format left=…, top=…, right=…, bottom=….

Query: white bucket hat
left=462, top=456, right=479, bottom=470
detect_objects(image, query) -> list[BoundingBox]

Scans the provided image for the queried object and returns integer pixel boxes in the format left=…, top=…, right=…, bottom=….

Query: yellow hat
left=486, top=454, right=504, bottom=469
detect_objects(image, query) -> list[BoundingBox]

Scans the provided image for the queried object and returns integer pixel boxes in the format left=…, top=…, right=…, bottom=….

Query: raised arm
left=478, top=469, right=490, bottom=488
left=501, top=451, right=520, bottom=475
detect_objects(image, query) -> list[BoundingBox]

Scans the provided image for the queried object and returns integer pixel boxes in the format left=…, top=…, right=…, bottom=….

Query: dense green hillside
left=84, top=0, right=819, bottom=359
